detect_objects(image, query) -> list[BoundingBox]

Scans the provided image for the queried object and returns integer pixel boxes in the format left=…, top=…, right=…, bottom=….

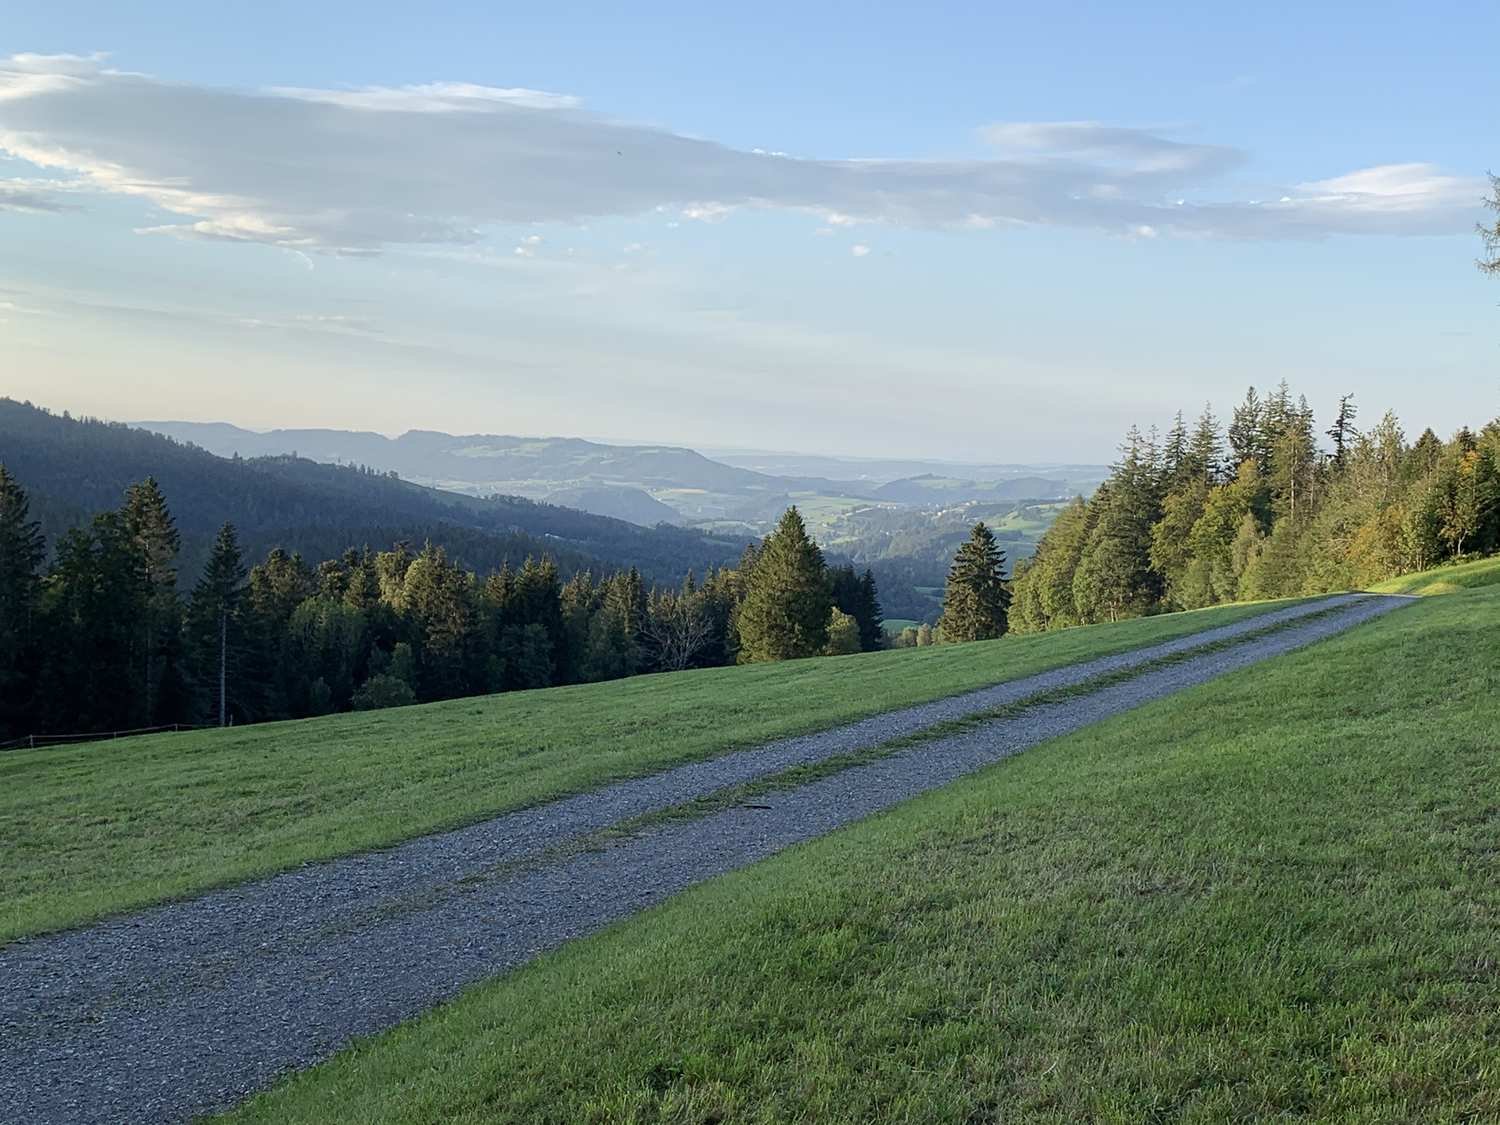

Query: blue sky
left=2, top=2, right=1496, bottom=461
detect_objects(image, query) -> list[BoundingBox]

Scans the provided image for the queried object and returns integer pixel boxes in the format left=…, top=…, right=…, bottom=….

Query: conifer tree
left=186, top=523, right=247, bottom=726
left=1481, top=173, right=1500, bottom=276
left=1228, top=387, right=1263, bottom=470
left=0, top=466, right=45, bottom=737
left=736, top=506, right=831, bottom=662
left=122, top=477, right=182, bottom=722
left=1188, top=405, right=1223, bottom=483
left=1326, top=394, right=1359, bottom=469
left=937, top=522, right=1011, bottom=642
left=855, top=568, right=884, bottom=651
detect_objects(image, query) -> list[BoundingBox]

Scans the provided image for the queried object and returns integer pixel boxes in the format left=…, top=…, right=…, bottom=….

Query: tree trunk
left=219, top=609, right=227, bottom=728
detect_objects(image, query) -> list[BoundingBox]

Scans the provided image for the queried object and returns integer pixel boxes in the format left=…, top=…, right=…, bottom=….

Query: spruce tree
left=1481, top=173, right=1499, bottom=276
left=735, top=507, right=831, bottom=662
left=1326, top=394, right=1359, bottom=469
left=1228, top=387, right=1263, bottom=471
left=0, top=466, right=45, bottom=738
left=1188, top=405, right=1223, bottom=483
left=937, top=522, right=1011, bottom=642
left=122, top=477, right=182, bottom=723
left=855, top=569, right=884, bottom=651
left=186, top=523, right=247, bottom=726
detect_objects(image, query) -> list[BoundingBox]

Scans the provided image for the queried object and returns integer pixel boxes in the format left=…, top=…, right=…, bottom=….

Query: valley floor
left=0, top=595, right=1412, bottom=1124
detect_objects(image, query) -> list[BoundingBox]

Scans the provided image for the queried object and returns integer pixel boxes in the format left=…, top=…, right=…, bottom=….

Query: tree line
left=1011, top=383, right=1500, bottom=631
left=0, top=477, right=890, bottom=741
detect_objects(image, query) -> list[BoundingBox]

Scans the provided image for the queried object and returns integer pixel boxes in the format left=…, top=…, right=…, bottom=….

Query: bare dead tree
left=643, top=595, right=714, bottom=672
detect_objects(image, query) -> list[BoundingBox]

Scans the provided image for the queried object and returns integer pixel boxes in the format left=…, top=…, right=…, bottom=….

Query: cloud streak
left=0, top=54, right=1484, bottom=252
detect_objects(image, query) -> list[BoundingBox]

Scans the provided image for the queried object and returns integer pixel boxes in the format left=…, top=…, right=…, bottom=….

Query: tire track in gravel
left=0, top=594, right=1408, bottom=1124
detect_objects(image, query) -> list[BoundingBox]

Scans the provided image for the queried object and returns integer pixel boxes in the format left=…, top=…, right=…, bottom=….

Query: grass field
left=219, top=585, right=1498, bottom=1125
left=1, top=598, right=1299, bottom=945
left=1370, top=552, right=1500, bottom=596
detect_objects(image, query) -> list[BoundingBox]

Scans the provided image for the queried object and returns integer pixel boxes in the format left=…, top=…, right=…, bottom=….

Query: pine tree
left=1188, top=404, right=1224, bottom=483
left=122, top=477, right=182, bottom=723
left=186, top=523, right=247, bottom=726
left=1267, top=395, right=1319, bottom=524
left=828, top=564, right=884, bottom=651
left=1326, top=394, right=1359, bottom=469
left=736, top=507, right=831, bottom=662
left=855, top=569, right=884, bottom=651
left=1163, top=411, right=1189, bottom=486
left=1482, top=173, right=1500, bottom=276
left=0, top=466, right=45, bottom=738
left=937, top=522, right=1011, bottom=642
left=1228, top=387, right=1263, bottom=470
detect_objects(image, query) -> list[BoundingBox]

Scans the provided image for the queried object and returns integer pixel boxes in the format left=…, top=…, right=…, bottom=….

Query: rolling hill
left=1, top=399, right=747, bottom=583
left=134, top=419, right=841, bottom=521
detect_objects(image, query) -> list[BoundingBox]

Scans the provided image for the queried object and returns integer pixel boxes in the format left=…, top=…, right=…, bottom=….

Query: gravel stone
left=0, top=594, right=1408, bottom=1124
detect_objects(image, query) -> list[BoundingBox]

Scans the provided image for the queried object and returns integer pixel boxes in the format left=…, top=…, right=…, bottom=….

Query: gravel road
left=0, top=594, right=1407, bottom=1124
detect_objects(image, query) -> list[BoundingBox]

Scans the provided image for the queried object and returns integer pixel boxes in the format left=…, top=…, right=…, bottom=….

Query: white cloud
left=0, top=55, right=1484, bottom=253
left=850, top=243, right=871, bottom=257
left=268, top=82, right=581, bottom=113
left=1294, top=163, right=1479, bottom=214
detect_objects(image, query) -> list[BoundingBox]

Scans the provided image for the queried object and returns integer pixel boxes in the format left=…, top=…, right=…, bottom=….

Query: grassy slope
left=222, top=588, right=1499, bottom=1125
left=1, top=599, right=1293, bottom=944
left=1370, top=552, right=1500, bottom=595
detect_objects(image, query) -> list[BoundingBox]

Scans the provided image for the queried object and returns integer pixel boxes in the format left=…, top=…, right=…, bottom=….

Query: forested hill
left=0, top=399, right=747, bottom=583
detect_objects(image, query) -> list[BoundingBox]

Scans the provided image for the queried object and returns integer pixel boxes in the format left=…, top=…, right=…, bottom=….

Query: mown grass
left=219, top=588, right=1499, bottom=1125
left=0, top=598, right=1296, bottom=944
left=1370, top=552, right=1500, bottom=595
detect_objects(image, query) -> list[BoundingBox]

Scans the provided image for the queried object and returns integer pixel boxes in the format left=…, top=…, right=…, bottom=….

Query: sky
left=2, top=1, right=1497, bottom=463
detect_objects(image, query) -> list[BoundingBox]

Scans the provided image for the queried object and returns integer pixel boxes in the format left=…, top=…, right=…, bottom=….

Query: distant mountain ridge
left=133, top=421, right=817, bottom=508
left=2, top=400, right=747, bottom=584
left=132, top=420, right=1105, bottom=526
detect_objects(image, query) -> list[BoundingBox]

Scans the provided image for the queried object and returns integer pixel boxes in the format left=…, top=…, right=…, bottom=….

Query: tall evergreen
left=1188, top=404, right=1224, bottom=483
left=186, top=523, right=247, bottom=726
left=937, top=522, right=1011, bottom=642
left=1482, top=173, right=1500, bottom=276
left=1228, top=387, right=1263, bottom=471
left=828, top=564, right=885, bottom=652
left=0, top=466, right=45, bottom=737
left=122, top=477, right=182, bottom=723
left=736, top=507, right=831, bottom=662
left=1326, top=394, right=1359, bottom=469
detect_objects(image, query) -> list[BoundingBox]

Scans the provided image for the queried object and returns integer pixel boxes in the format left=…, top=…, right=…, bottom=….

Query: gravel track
left=0, top=594, right=1407, bottom=1124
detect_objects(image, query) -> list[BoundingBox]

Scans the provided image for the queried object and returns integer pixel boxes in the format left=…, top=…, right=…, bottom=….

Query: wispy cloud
left=0, top=53, right=1484, bottom=253
left=0, top=177, right=72, bottom=212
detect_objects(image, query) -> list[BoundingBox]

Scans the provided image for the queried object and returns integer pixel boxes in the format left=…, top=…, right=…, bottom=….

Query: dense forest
left=1011, top=383, right=1500, bottom=631
left=0, top=472, right=888, bottom=743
